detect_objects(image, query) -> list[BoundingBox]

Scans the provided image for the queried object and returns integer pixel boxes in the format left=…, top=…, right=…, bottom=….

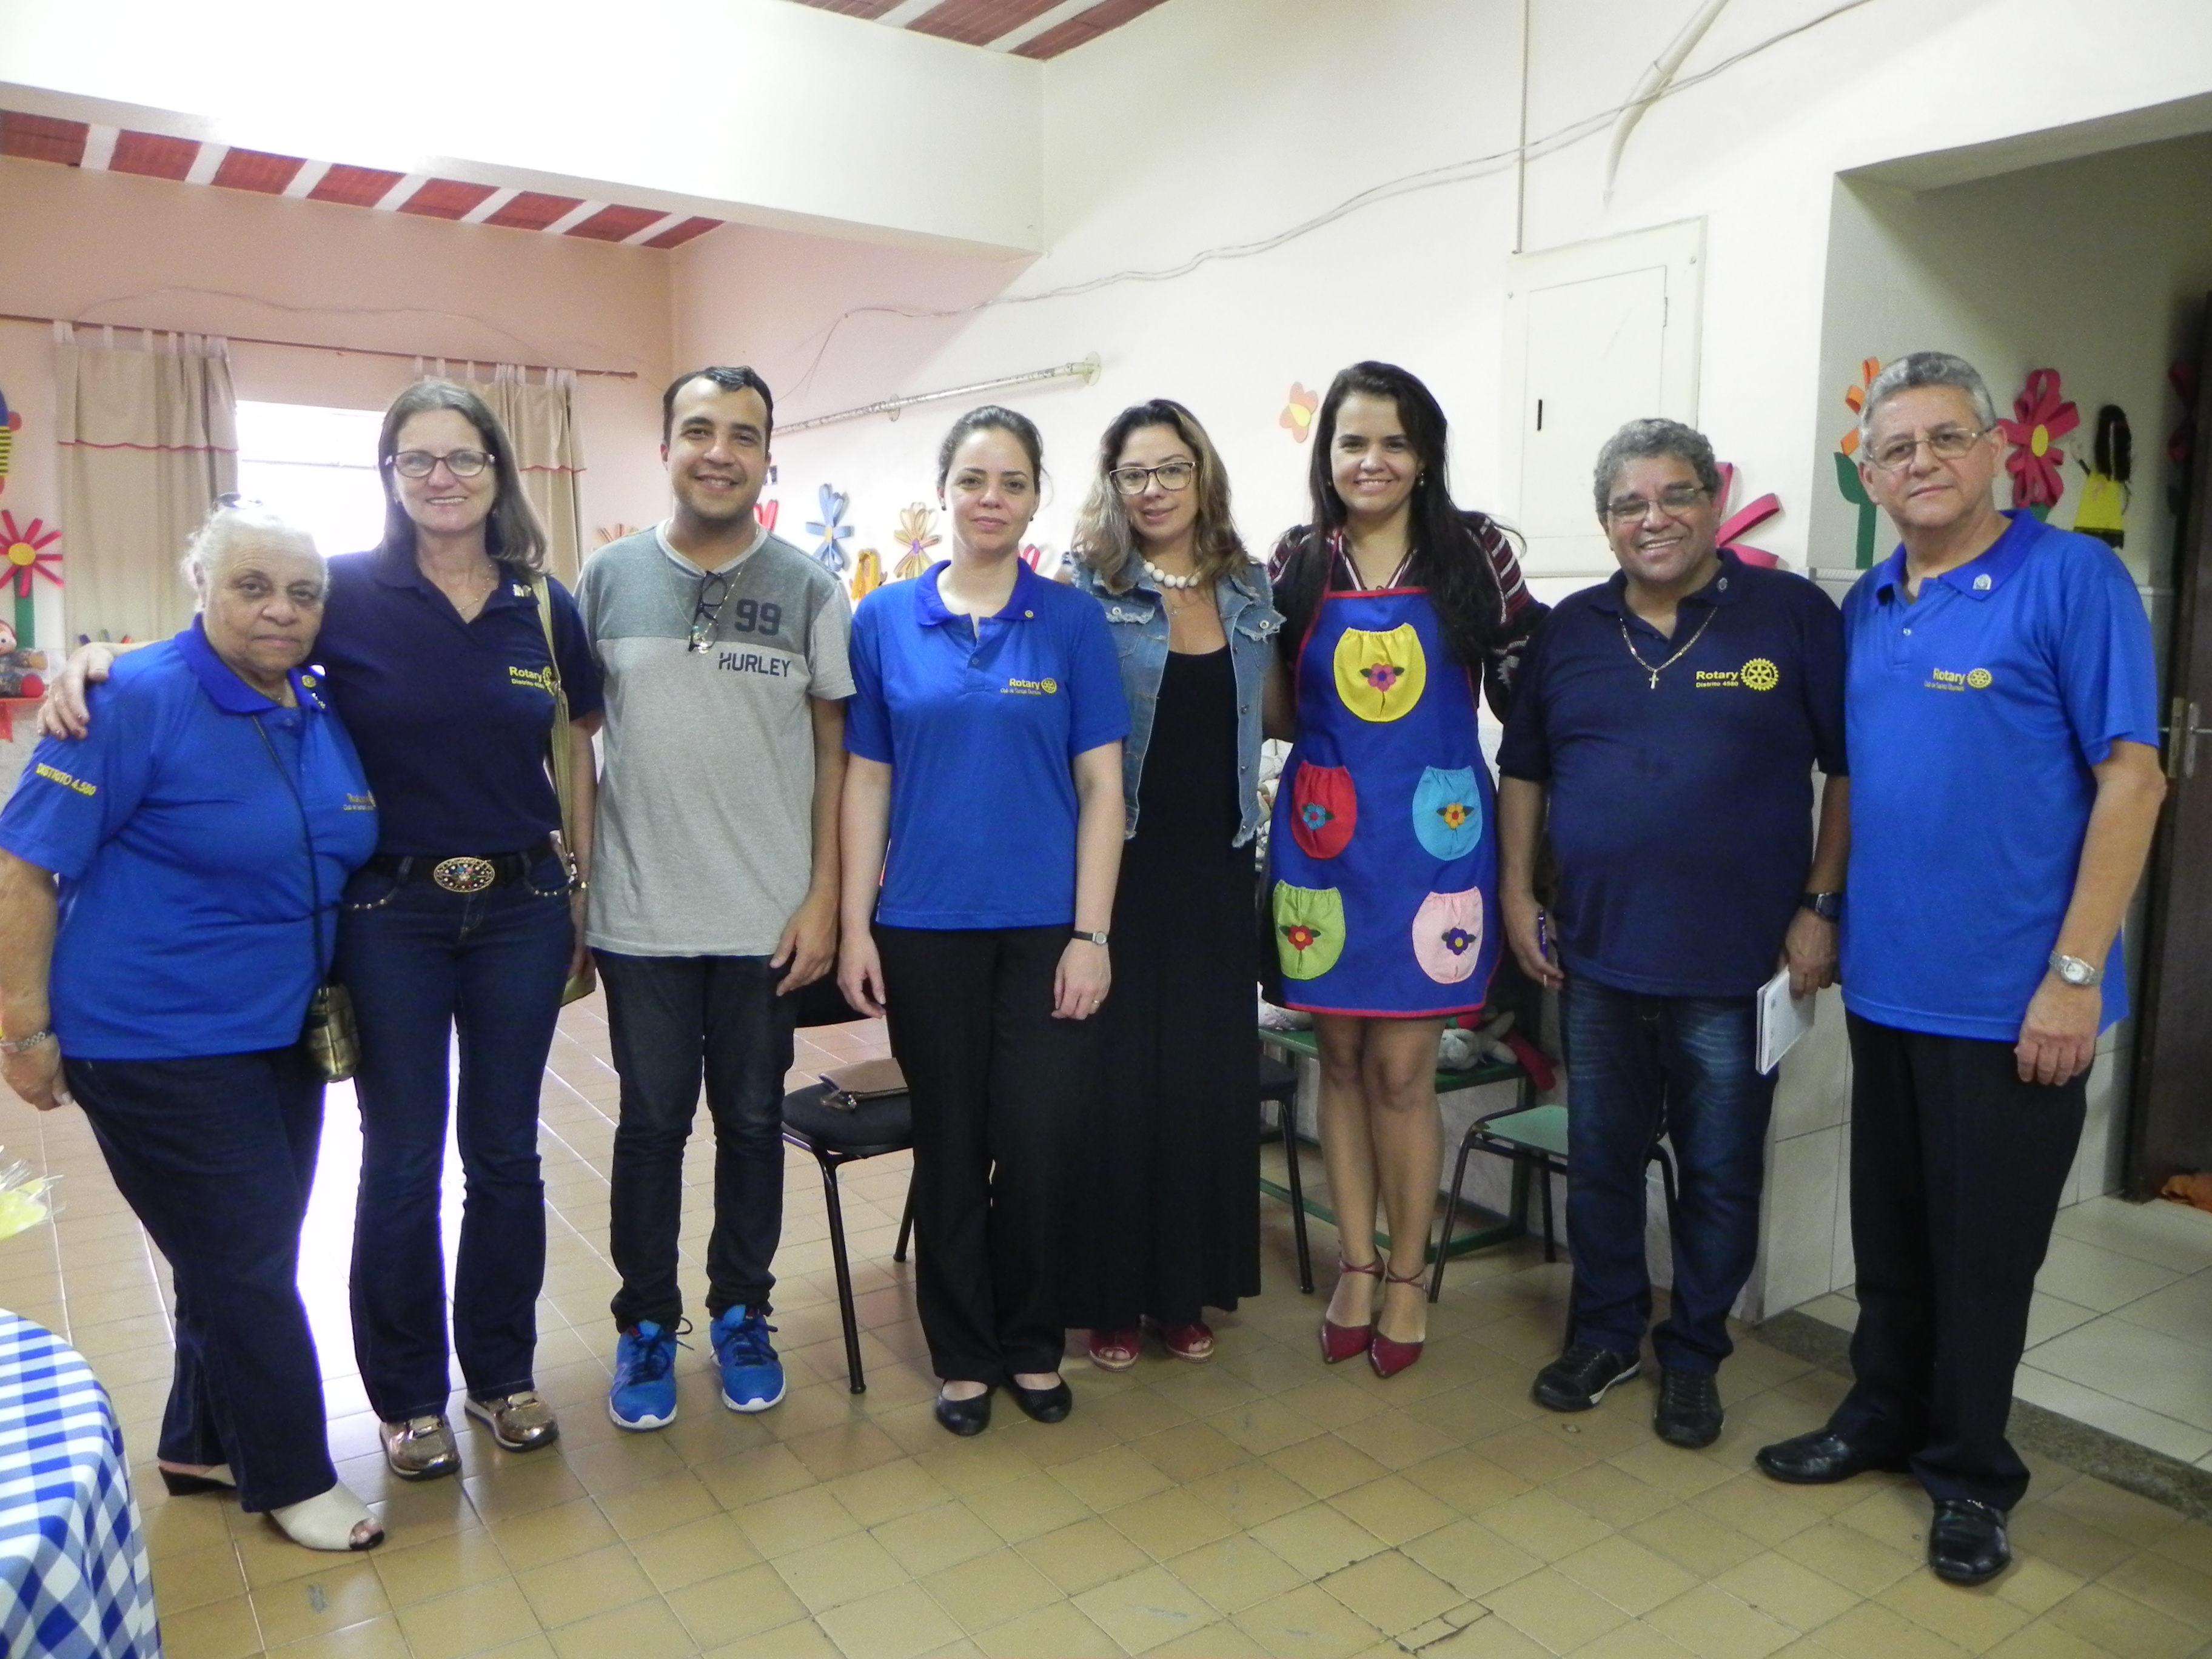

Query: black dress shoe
left=1654, top=1369, right=1723, bottom=1449
left=1754, top=1429, right=1910, bottom=1485
left=1532, top=1344, right=1641, bottom=1412
left=934, top=1388, right=993, bottom=1437
left=1007, top=1377, right=1073, bottom=1424
left=1928, top=1498, right=2010, bottom=1584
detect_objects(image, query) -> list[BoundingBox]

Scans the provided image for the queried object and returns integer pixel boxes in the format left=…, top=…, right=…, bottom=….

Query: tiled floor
left=5, top=998, right=2212, bottom=1658
left=1800, top=1193, right=2212, bottom=1470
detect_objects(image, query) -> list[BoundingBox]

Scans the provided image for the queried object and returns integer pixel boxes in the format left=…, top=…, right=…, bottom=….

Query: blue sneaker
left=608, top=1321, right=679, bottom=1430
left=710, top=1306, right=785, bottom=1413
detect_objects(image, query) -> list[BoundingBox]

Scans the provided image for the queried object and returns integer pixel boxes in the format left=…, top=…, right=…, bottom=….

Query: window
left=233, top=402, right=386, bottom=558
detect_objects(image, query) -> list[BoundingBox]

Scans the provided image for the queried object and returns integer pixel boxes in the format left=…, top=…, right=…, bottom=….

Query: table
left=0, top=1312, right=160, bottom=1658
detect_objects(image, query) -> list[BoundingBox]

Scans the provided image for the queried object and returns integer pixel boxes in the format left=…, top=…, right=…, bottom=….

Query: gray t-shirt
left=577, top=522, right=854, bottom=957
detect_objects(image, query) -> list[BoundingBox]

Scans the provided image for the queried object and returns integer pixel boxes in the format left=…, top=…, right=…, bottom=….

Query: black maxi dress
left=1059, top=645, right=1261, bottom=1329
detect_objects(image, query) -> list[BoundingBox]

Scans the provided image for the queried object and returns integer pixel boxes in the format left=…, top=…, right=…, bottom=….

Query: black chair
left=780, top=977, right=913, bottom=1395
left=1258, top=1050, right=1314, bottom=1294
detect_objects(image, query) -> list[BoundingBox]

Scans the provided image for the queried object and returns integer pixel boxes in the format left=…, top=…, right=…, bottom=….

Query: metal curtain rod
left=779, top=354, right=1103, bottom=435
left=0, top=312, right=637, bottom=380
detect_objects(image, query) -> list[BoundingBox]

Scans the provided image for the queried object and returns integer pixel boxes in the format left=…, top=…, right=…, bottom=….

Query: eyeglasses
left=1110, top=461, right=1196, bottom=496
left=688, top=572, right=731, bottom=654
left=1866, top=426, right=1988, bottom=472
left=1603, top=484, right=1708, bottom=525
left=390, top=448, right=495, bottom=479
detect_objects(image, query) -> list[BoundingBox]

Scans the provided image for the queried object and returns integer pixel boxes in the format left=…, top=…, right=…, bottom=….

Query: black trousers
left=1829, top=1014, right=2086, bottom=1509
left=597, top=950, right=797, bottom=1330
left=875, top=923, right=1097, bottom=1385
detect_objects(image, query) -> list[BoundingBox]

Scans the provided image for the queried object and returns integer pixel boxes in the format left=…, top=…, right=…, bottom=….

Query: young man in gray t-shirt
left=575, top=367, right=853, bottom=1430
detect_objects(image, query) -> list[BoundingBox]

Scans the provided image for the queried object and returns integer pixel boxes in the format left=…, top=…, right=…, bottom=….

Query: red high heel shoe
left=1320, top=1256, right=1382, bottom=1364
left=1369, top=1267, right=1428, bottom=1378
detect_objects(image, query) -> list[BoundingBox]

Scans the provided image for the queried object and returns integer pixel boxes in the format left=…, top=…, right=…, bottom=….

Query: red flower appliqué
left=1283, top=923, right=1317, bottom=953
left=1998, top=369, right=2079, bottom=511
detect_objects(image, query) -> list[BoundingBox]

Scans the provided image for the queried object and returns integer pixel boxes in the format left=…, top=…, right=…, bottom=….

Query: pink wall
left=0, top=156, right=682, bottom=558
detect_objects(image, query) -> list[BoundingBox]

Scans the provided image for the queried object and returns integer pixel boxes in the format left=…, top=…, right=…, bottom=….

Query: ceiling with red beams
left=0, top=110, right=725, bottom=250
left=781, top=0, right=1169, bottom=58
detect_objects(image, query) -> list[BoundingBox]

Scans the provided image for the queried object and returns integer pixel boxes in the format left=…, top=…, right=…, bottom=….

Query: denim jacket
left=1071, top=558, right=1282, bottom=846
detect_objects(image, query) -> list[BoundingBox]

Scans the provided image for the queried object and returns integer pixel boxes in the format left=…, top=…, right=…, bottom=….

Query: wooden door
left=2128, top=297, right=2212, bottom=1195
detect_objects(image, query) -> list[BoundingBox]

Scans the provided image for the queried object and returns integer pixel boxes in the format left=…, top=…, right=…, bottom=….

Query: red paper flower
left=1714, top=462, right=1781, bottom=568
left=1998, top=369, right=2079, bottom=510
left=0, top=512, right=62, bottom=597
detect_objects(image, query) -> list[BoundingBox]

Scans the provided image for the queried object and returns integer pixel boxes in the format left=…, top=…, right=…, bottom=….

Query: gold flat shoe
left=379, top=1414, right=460, bottom=1481
left=465, top=1391, right=560, bottom=1452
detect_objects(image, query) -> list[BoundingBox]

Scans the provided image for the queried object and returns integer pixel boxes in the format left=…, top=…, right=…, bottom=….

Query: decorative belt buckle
left=432, top=856, right=497, bottom=894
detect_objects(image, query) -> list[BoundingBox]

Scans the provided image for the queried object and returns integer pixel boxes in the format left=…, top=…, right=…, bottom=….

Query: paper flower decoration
left=594, top=523, right=639, bottom=546
left=1714, top=463, right=1781, bottom=568
left=805, top=484, right=852, bottom=575
left=1998, top=369, right=2078, bottom=516
left=0, top=513, right=62, bottom=597
left=1838, top=359, right=1880, bottom=456
left=757, top=500, right=779, bottom=533
left=891, top=504, right=940, bottom=580
left=850, top=549, right=883, bottom=603
left=1019, top=543, right=1045, bottom=571
left=1281, top=383, right=1320, bottom=444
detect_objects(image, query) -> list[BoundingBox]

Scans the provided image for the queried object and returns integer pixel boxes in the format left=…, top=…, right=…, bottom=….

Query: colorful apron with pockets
left=1269, top=585, right=1499, bottom=1016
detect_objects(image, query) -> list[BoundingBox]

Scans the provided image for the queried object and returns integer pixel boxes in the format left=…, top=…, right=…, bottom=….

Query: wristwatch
left=1071, top=930, right=1110, bottom=947
left=1799, top=891, right=1843, bottom=922
left=2049, top=951, right=2103, bottom=988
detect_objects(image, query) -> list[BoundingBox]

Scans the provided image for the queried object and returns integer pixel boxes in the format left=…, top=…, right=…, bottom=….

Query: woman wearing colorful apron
left=1267, top=362, right=1544, bottom=1376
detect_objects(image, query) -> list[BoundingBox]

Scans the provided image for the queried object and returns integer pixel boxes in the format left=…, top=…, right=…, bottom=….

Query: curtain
left=469, top=365, right=585, bottom=588
left=54, top=324, right=238, bottom=645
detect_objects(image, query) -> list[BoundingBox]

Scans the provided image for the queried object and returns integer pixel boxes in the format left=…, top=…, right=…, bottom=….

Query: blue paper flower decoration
left=806, top=484, right=853, bottom=576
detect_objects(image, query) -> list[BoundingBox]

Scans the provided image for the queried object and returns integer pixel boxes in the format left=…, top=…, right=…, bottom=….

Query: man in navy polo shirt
left=1754, top=354, right=2165, bottom=1586
left=1499, top=418, right=1848, bottom=1450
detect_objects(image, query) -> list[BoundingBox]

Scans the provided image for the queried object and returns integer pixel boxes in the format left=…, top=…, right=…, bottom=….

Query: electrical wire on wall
left=780, top=0, right=1882, bottom=409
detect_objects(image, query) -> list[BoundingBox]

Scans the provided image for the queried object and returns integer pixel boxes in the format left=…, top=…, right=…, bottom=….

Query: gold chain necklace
left=1618, top=608, right=1716, bottom=689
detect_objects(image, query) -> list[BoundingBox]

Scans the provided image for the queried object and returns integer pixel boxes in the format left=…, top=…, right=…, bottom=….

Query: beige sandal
left=269, top=1483, right=384, bottom=1552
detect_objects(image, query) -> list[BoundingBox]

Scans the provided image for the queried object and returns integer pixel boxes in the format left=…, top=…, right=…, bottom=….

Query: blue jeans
left=68, top=1049, right=337, bottom=1513
left=338, top=855, right=572, bottom=1420
left=596, top=951, right=794, bottom=1330
left=1562, top=978, right=1775, bottom=1374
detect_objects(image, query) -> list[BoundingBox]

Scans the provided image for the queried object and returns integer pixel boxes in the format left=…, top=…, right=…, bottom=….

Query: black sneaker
left=1653, top=1368, right=1723, bottom=1448
left=1531, top=1344, right=1641, bottom=1412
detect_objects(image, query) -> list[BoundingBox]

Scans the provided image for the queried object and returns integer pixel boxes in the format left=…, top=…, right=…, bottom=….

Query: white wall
left=0, top=0, right=1044, bottom=253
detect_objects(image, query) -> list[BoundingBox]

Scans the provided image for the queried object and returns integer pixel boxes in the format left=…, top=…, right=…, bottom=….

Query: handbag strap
left=250, top=711, right=329, bottom=984
left=529, top=574, right=578, bottom=868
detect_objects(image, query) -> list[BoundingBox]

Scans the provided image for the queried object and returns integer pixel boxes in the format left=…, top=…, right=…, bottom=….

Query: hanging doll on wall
left=2073, top=404, right=2130, bottom=548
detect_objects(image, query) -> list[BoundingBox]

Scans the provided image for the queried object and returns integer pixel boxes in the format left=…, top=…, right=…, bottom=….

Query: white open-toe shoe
left=269, top=1483, right=383, bottom=1551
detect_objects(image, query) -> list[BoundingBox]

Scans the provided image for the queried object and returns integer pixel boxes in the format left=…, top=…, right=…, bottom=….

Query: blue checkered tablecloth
left=0, top=1312, right=159, bottom=1658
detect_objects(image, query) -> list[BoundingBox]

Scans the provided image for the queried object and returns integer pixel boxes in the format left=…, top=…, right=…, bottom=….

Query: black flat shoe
left=934, top=1388, right=993, bottom=1437
left=1007, top=1377, right=1073, bottom=1423
left=1754, top=1429, right=1910, bottom=1485
left=159, top=1464, right=237, bottom=1497
left=1653, top=1369, right=1723, bottom=1449
left=1532, top=1345, right=1640, bottom=1413
left=1928, top=1498, right=2009, bottom=1584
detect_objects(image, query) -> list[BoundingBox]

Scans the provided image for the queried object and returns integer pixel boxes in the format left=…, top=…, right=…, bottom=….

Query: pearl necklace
left=1141, top=557, right=1201, bottom=590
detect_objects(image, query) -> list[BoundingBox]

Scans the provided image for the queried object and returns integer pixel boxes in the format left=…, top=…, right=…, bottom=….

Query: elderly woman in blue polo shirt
left=45, top=381, right=603, bottom=1481
left=838, top=405, right=1127, bottom=1436
left=0, top=502, right=381, bottom=1551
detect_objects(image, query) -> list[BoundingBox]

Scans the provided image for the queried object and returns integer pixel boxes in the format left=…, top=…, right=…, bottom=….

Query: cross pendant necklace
left=1619, top=608, right=1715, bottom=689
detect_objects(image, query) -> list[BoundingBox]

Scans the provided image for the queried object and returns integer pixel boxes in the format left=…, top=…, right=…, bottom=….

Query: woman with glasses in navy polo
left=47, top=380, right=603, bottom=1480
left=838, top=406, right=1127, bottom=1437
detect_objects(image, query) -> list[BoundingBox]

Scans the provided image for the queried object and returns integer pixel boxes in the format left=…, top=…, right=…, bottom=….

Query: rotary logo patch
left=1739, top=657, right=1779, bottom=692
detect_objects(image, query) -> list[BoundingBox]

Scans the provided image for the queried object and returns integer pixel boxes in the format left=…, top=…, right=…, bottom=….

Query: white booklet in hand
left=1756, top=968, right=1815, bottom=1076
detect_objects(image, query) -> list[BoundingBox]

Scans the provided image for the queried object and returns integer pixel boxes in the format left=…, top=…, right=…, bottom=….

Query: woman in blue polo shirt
left=0, top=503, right=382, bottom=1550
left=46, top=381, right=603, bottom=1480
left=837, top=406, right=1127, bottom=1436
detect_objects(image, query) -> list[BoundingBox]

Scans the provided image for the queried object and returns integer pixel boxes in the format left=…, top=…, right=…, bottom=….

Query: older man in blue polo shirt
left=1754, top=353, right=2165, bottom=1587
left=1499, top=418, right=1848, bottom=1452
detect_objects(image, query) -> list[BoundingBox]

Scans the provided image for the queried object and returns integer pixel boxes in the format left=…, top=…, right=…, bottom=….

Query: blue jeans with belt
left=338, top=853, right=572, bottom=1421
left=1562, top=977, right=1777, bottom=1374
left=68, top=1048, right=337, bottom=1513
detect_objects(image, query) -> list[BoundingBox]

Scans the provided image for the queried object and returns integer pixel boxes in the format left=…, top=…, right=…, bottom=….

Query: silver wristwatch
left=1071, top=930, right=1110, bottom=947
left=2048, top=952, right=2103, bottom=988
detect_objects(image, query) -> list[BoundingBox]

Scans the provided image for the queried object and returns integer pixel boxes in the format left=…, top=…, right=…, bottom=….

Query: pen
left=1537, top=910, right=1549, bottom=961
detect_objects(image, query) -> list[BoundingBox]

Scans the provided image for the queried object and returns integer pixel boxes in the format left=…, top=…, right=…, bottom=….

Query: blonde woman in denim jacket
left=1059, top=400, right=1283, bottom=1372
